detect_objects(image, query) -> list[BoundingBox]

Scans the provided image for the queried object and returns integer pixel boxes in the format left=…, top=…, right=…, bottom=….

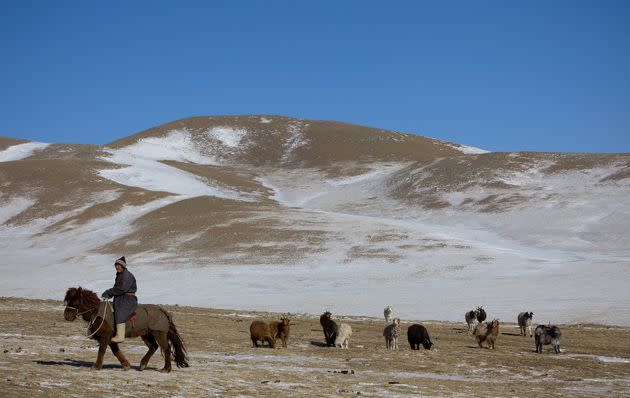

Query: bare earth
left=1, top=298, right=629, bottom=397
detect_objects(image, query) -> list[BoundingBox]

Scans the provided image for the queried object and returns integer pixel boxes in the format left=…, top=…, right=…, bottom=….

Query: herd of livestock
left=250, top=305, right=563, bottom=354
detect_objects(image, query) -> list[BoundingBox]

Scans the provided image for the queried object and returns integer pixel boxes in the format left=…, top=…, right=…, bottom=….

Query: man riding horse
left=101, top=256, right=137, bottom=343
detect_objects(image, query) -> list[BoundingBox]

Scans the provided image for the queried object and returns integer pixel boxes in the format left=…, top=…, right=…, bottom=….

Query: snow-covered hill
left=1, top=115, right=629, bottom=325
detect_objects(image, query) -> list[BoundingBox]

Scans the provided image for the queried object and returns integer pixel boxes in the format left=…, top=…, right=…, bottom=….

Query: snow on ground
left=1, top=149, right=629, bottom=326
left=0, top=142, right=49, bottom=162
left=206, top=126, right=248, bottom=148
left=99, top=130, right=243, bottom=199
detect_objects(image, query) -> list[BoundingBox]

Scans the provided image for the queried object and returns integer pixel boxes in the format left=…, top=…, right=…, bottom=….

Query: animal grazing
left=269, top=315, right=290, bottom=348
left=407, top=323, right=433, bottom=350
left=384, top=306, right=393, bottom=323
left=335, top=323, right=352, bottom=349
left=63, top=287, right=189, bottom=372
left=383, top=318, right=401, bottom=349
left=320, top=311, right=339, bottom=347
left=535, top=324, right=562, bottom=354
left=465, top=309, right=479, bottom=333
left=517, top=312, right=534, bottom=337
left=249, top=320, right=276, bottom=348
left=474, top=319, right=500, bottom=349
left=476, top=306, right=487, bottom=323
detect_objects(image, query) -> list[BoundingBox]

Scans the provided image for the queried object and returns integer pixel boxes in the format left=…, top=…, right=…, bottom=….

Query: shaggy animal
left=535, top=324, right=562, bottom=354
left=63, top=287, right=188, bottom=372
left=465, top=309, right=479, bottom=332
left=335, top=323, right=352, bottom=349
left=407, top=323, right=433, bottom=350
left=384, top=306, right=393, bottom=323
left=517, top=312, right=534, bottom=337
left=320, top=311, right=338, bottom=347
left=474, top=319, right=500, bottom=349
left=476, top=306, right=487, bottom=323
left=249, top=320, right=276, bottom=348
left=383, top=318, right=401, bottom=349
left=269, top=316, right=290, bottom=348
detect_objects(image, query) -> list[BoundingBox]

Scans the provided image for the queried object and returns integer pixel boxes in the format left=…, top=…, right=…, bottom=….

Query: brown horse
left=63, top=287, right=189, bottom=372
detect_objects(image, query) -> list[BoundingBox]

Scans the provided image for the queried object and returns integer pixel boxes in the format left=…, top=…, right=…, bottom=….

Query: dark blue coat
left=102, top=268, right=138, bottom=324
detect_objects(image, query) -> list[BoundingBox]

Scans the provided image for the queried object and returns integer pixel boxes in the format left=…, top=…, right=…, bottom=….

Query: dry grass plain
left=1, top=297, right=629, bottom=397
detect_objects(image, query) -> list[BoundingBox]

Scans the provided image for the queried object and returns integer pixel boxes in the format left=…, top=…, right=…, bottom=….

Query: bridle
left=63, top=290, right=111, bottom=338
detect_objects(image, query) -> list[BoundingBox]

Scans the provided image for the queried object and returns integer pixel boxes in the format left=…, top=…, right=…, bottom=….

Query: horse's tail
left=160, top=308, right=189, bottom=368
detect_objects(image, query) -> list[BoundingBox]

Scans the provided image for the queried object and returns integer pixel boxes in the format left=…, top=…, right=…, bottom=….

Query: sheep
left=407, top=323, right=433, bottom=350
left=517, top=312, right=534, bottom=337
left=320, top=311, right=338, bottom=347
left=269, top=315, right=291, bottom=348
left=249, top=320, right=276, bottom=348
left=383, top=318, right=401, bottom=349
left=474, top=319, right=500, bottom=349
left=384, top=305, right=393, bottom=323
left=335, top=323, right=352, bottom=349
left=535, top=324, right=562, bottom=354
left=465, top=309, right=479, bottom=333
left=476, top=306, right=487, bottom=323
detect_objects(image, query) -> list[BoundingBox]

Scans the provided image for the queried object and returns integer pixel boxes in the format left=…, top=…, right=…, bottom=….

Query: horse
left=63, top=287, right=189, bottom=372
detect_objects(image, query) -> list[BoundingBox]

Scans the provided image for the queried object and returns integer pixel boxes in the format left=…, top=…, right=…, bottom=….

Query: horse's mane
left=64, top=286, right=100, bottom=308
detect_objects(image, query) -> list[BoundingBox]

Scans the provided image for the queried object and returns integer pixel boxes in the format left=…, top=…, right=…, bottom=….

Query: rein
left=86, top=299, right=111, bottom=338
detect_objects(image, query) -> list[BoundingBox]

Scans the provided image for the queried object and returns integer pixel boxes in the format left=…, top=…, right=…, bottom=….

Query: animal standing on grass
left=535, top=324, right=562, bottom=354
left=320, top=311, right=338, bottom=347
left=249, top=320, right=276, bottom=348
left=63, top=287, right=189, bottom=372
left=465, top=309, right=479, bottom=333
left=384, top=306, right=393, bottom=323
left=474, top=319, right=500, bottom=349
left=269, top=315, right=290, bottom=348
left=384, top=318, right=401, bottom=350
left=517, top=312, right=534, bottom=337
left=407, top=324, right=433, bottom=350
left=335, top=323, right=353, bottom=349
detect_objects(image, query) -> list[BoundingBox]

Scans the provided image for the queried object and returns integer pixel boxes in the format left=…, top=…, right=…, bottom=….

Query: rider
left=101, top=256, right=137, bottom=343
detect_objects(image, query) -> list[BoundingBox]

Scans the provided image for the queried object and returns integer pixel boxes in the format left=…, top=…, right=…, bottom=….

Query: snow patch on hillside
left=98, top=130, right=242, bottom=199
left=0, top=142, right=50, bottom=162
left=282, top=122, right=310, bottom=161
left=207, top=127, right=248, bottom=148
left=445, top=142, right=490, bottom=154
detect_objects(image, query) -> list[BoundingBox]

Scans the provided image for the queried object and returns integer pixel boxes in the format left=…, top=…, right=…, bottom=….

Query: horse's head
left=63, top=287, right=82, bottom=321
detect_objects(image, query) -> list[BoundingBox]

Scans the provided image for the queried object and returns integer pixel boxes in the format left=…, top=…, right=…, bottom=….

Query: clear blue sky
left=1, top=1, right=628, bottom=152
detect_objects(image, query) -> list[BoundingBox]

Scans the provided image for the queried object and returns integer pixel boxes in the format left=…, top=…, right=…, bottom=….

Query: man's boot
left=111, top=323, right=126, bottom=343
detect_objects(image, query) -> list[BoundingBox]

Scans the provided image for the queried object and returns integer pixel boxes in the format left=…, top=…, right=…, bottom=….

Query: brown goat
left=474, top=319, right=500, bottom=349
left=269, top=316, right=291, bottom=348
left=249, top=320, right=276, bottom=348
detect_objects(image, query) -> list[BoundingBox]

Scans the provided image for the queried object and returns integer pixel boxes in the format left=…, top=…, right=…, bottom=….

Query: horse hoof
left=139, top=364, right=146, bottom=371
left=160, top=368, right=171, bottom=373
left=91, top=364, right=102, bottom=370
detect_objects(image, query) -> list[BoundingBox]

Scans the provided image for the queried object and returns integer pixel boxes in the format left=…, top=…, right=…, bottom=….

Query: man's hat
left=115, top=256, right=127, bottom=268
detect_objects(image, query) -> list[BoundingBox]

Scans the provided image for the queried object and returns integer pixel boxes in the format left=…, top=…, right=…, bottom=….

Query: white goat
left=335, top=323, right=352, bottom=349
left=384, top=306, right=393, bottom=323
left=517, top=312, right=534, bottom=337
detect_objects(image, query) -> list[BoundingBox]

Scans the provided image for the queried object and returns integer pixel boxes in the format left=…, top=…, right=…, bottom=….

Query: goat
left=474, top=319, right=500, bottom=349
left=384, top=306, right=393, bottom=323
left=383, top=318, right=401, bottom=349
left=535, top=324, right=562, bottom=354
left=476, top=306, right=487, bottom=323
left=407, top=323, right=433, bottom=350
left=249, top=320, right=276, bottom=348
left=335, top=323, right=352, bottom=349
left=465, top=309, right=479, bottom=333
left=320, top=311, right=338, bottom=347
left=517, top=312, right=534, bottom=337
left=269, top=315, right=291, bottom=348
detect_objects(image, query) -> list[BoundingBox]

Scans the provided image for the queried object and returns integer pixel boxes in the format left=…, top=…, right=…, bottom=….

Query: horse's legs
left=140, top=334, right=159, bottom=371
left=92, top=338, right=108, bottom=370
left=154, top=331, right=172, bottom=373
left=108, top=342, right=131, bottom=370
